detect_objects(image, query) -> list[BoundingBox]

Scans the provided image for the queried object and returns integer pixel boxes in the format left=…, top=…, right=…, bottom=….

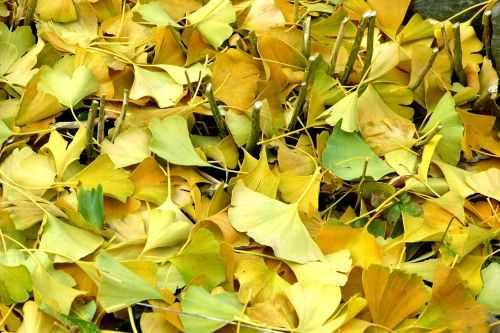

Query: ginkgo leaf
left=421, top=93, right=464, bottom=166
left=149, top=116, right=210, bottom=167
left=322, top=125, right=394, bottom=181
left=323, top=91, right=358, bottom=132
left=362, top=265, right=429, bottom=330
left=315, top=226, right=383, bottom=269
left=228, top=181, right=324, bottom=264
left=0, top=147, right=56, bottom=199
left=143, top=209, right=192, bottom=253
left=180, top=286, right=244, bottom=333
left=287, top=250, right=352, bottom=287
left=465, top=168, right=500, bottom=201
left=39, top=214, right=104, bottom=263
left=477, top=263, right=500, bottom=314
left=0, top=264, right=32, bottom=304
left=285, top=282, right=342, bottom=333
left=70, top=154, right=134, bottom=203
left=32, top=265, right=85, bottom=315
left=358, top=85, right=416, bottom=155
left=38, top=66, right=99, bottom=109
left=135, top=1, right=181, bottom=27
left=41, top=126, right=86, bottom=179
left=186, top=0, right=236, bottom=48
left=101, top=127, right=151, bottom=168
left=0, top=119, right=14, bottom=147
left=169, top=228, right=226, bottom=290
left=234, top=256, right=290, bottom=303
left=414, top=266, right=489, bottom=332
left=96, top=252, right=165, bottom=312
left=130, top=66, right=183, bottom=108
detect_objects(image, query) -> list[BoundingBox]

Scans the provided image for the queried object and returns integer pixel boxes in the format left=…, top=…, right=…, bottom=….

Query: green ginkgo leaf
left=228, top=181, right=325, bottom=264
left=421, top=93, right=464, bottom=166
left=186, top=0, right=236, bottom=48
left=323, top=91, right=358, bottom=132
left=169, top=228, right=226, bottom=290
left=38, top=66, right=99, bottom=108
left=96, top=252, right=165, bottom=313
left=149, top=116, right=210, bottom=167
left=322, top=125, right=394, bottom=181
left=0, top=119, right=14, bottom=147
left=143, top=209, right=192, bottom=253
left=181, top=286, right=244, bottom=333
left=0, top=264, right=32, bottom=304
left=135, top=1, right=181, bottom=27
left=39, top=214, right=104, bottom=263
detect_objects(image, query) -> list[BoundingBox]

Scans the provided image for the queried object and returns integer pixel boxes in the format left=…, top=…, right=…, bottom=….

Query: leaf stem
left=472, top=85, right=498, bottom=112
left=111, top=89, right=129, bottom=143
left=97, top=94, right=106, bottom=143
left=289, top=55, right=316, bottom=131
left=482, top=10, right=492, bottom=59
left=302, top=16, right=311, bottom=58
left=127, top=306, right=139, bottom=333
left=452, top=23, right=467, bottom=86
left=415, top=123, right=442, bottom=147
left=360, top=11, right=376, bottom=80
left=205, top=83, right=228, bottom=137
left=246, top=101, right=263, bottom=155
left=294, top=0, right=300, bottom=22
left=85, top=100, right=99, bottom=162
left=329, top=17, right=349, bottom=76
left=354, top=157, right=369, bottom=211
left=441, top=24, right=454, bottom=73
left=248, top=31, right=258, bottom=57
left=408, top=47, right=439, bottom=92
left=168, top=25, right=187, bottom=54
left=340, top=11, right=371, bottom=85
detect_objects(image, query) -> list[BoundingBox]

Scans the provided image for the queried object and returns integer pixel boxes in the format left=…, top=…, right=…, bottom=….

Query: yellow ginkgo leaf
left=228, top=181, right=325, bottom=264
left=186, top=0, right=236, bottom=48
left=41, top=126, right=86, bottom=180
left=362, top=265, right=429, bottom=330
left=101, top=127, right=151, bottom=168
left=285, top=281, right=342, bottom=333
left=414, top=266, right=489, bottom=332
left=130, top=66, right=183, bottom=108
left=465, top=168, right=500, bottom=201
left=70, top=154, right=134, bottom=203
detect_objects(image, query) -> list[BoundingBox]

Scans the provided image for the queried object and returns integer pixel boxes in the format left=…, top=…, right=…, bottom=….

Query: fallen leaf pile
left=0, top=0, right=499, bottom=332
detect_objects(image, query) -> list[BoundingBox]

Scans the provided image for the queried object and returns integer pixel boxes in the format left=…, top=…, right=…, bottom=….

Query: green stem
left=289, top=55, right=316, bottom=131
left=111, top=89, right=129, bottom=143
left=340, top=11, right=371, bottom=85
left=248, top=30, right=258, bottom=57
left=23, top=0, right=37, bottom=26
left=415, top=123, right=442, bottom=147
left=441, top=24, right=454, bottom=73
left=408, top=47, right=439, bottom=92
left=184, top=70, right=195, bottom=97
left=246, top=101, right=263, bottom=155
left=482, top=10, right=492, bottom=59
left=85, top=100, right=99, bottom=162
left=328, top=17, right=349, bottom=76
left=452, top=23, right=467, bottom=86
left=473, top=85, right=497, bottom=111
left=294, top=0, right=300, bottom=23
left=354, top=157, right=369, bottom=211
left=168, top=25, right=187, bottom=54
left=205, top=83, right=228, bottom=137
left=303, top=16, right=311, bottom=59
left=97, top=94, right=106, bottom=143
left=360, top=11, right=376, bottom=80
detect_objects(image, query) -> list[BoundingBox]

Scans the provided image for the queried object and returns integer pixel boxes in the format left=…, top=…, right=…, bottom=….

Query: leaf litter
left=0, top=0, right=499, bottom=332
